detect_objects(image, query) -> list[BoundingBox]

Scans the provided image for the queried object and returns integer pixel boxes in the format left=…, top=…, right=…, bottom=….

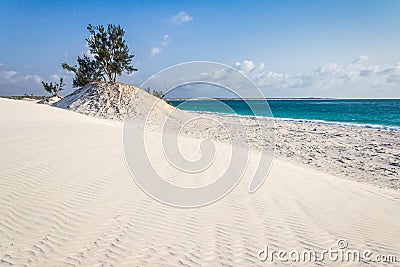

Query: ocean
left=166, top=99, right=400, bottom=131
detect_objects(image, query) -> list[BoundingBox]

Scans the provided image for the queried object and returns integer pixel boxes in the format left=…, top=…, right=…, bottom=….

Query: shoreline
left=185, top=110, right=400, bottom=132
left=3, top=97, right=399, bottom=190
left=4, top=96, right=399, bottom=131
left=170, top=111, right=400, bottom=190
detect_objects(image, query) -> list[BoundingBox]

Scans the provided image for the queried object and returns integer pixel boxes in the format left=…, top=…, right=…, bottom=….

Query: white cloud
left=236, top=60, right=265, bottom=75
left=247, top=57, right=400, bottom=97
left=150, top=34, right=171, bottom=57
left=0, top=71, right=45, bottom=95
left=387, top=74, right=400, bottom=83
left=150, top=47, right=161, bottom=57
left=170, top=11, right=193, bottom=25
left=0, top=69, right=75, bottom=95
left=173, top=57, right=400, bottom=98
left=240, top=60, right=255, bottom=73
left=352, top=55, right=369, bottom=64
left=50, top=74, right=61, bottom=82
left=162, top=35, right=170, bottom=47
left=256, top=63, right=265, bottom=72
left=314, top=63, right=340, bottom=75
left=1, top=70, right=17, bottom=80
left=24, top=74, right=42, bottom=84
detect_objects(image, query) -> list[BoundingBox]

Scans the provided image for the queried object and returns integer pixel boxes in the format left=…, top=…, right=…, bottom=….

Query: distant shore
left=0, top=95, right=46, bottom=101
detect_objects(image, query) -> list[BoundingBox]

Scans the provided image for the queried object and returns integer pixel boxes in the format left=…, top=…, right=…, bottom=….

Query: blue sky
left=0, top=0, right=400, bottom=98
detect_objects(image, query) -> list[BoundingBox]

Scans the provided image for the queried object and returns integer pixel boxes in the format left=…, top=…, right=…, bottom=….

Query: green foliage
left=63, top=24, right=138, bottom=87
left=41, top=78, right=64, bottom=97
left=86, top=24, right=137, bottom=83
left=145, top=87, right=164, bottom=99
left=152, top=90, right=164, bottom=99
left=62, top=55, right=103, bottom=88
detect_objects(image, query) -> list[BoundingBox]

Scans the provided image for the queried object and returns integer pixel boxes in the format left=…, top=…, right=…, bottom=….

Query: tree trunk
left=103, top=60, right=112, bottom=83
left=105, top=70, right=112, bottom=83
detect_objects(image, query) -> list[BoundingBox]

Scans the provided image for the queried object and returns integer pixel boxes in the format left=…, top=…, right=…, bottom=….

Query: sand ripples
left=1, top=99, right=399, bottom=266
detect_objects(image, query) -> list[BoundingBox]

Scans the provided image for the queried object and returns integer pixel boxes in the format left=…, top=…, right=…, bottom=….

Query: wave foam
left=185, top=110, right=400, bottom=132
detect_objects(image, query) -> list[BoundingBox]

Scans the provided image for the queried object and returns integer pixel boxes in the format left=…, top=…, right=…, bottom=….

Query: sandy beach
left=180, top=114, right=400, bottom=190
left=2, top=1, right=400, bottom=266
left=1, top=97, right=399, bottom=266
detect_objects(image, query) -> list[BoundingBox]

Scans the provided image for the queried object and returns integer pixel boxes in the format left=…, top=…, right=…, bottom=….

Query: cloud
left=247, top=57, right=400, bottom=97
left=352, top=55, right=369, bottom=64
left=0, top=70, right=56, bottom=95
left=0, top=65, right=77, bottom=95
left=24, top=74, right=42, bottom=84
left=162, top=35, right=170, bottom=47
left=256, top=63, right=265, bottom=72
left=241, top=60, right=255, bottom=73
left=1, top=71, right=42, bottom=85
left=150, top=47, right=161, bottom=57
left=314, top=63, right=340, bottom=75
left=50, top=74, right=61, bottom=82
left=170, top=11, right=193, bottom=25
left=236, top=60, right=266, bottom=75
left=170, top=57, right=400, bottom=98
left=150, top=35, right=171, bottom=57
left=387, top=74, right=400, bottom=83
left=1, top=70, right=17, bottom=80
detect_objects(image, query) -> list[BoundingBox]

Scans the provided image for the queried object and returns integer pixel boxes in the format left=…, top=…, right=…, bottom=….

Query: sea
left=166, top=99, right=400, bottom=131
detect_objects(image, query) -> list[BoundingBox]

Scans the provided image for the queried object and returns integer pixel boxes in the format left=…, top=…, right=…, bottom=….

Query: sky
left=0, top=0, right=400, bottom=98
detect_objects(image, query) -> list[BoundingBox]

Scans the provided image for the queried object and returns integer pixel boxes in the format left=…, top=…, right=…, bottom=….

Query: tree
left=41, top=78, right=64, bottom=97
left=87, top=24, right=137, bottom=83
left=145, top=87, right=164, bottom=99
left=63, top=24, right=138, bottom=87
left=62, top=55, right=103, bottom=88
left=152, top=89, right=164, bottom=99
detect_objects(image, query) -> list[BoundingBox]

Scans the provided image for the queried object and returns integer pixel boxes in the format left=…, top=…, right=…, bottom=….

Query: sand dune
left=1, top=98, right=399, bottom=266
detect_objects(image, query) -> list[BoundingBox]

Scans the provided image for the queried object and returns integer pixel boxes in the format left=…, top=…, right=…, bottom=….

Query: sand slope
left=0, top=98, right=399, bottom=266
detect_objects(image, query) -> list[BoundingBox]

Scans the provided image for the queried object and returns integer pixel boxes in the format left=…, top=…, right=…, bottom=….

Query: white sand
left=181, top=114, right=400, bottom=190
left=1, top=98, right=399, bottom=266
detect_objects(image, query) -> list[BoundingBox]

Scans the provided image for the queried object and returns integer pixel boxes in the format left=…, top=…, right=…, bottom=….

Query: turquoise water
left=167, top=99, right=400, bottom=131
